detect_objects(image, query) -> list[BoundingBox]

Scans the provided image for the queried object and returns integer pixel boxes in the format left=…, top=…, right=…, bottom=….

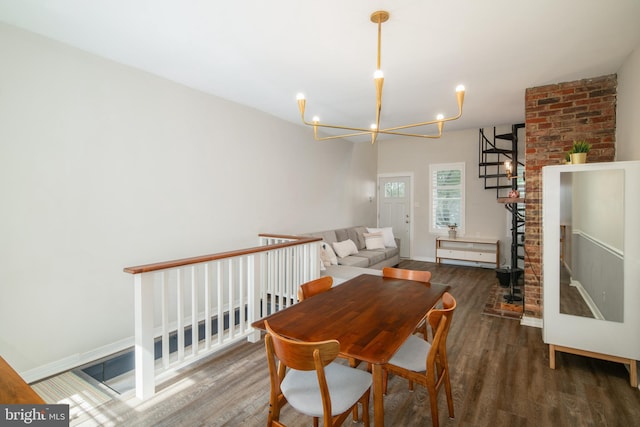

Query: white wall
left=377, top=127, right=509, bottom=264
left=0, top=23, right=377, bottom=378
left=617, top=44, right=640, bottom=160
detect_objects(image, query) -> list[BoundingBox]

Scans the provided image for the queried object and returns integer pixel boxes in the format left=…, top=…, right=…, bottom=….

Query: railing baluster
left=177, top=269, right=184, bottom=363
left=217, top=261, right=223, bottom=345
left=204, top=262, right=211, bottom=350
left=239, top=257, right=245, bottom=333
left=228, top=258, right=235, bottom=339
left=161, top=272, right=169, bottom=369
left=190, top=265, right=198, bottom=357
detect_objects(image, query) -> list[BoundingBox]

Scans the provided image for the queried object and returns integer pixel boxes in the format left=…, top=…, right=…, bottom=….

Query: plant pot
left=448, top=230, right=457, bottom=239
left=571, top=153, right=587, bottom=164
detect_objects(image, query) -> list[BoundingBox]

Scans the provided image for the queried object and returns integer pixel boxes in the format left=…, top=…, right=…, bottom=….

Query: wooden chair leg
left=427, top=383, right=440, bottom=427
left=313, top=417, right=319, bottom=427
left=408, top=380, right=414, bottom=391
left=361, top=389, right=370, bottom=427
left=444, top=370, right=454, bottom=418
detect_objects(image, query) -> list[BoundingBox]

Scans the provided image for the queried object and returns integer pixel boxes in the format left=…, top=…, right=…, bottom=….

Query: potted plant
left=565, top=151, right=572, bottom=164
left=570, top=140, right=591, bottom=164
left=448, top=223, right=457, bottom=239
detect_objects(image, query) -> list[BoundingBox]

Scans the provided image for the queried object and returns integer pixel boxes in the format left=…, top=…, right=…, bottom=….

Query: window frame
left=429, top=162, right=466, bottom=235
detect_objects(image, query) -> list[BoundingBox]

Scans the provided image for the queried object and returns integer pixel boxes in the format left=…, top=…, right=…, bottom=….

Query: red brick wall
left=524, top=75, right=617, bottom=319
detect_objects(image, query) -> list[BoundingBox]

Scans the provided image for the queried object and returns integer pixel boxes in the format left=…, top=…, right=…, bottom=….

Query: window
left=430, top=163, right=465, bottom=234
left=384, top=181, right=405, bottom=198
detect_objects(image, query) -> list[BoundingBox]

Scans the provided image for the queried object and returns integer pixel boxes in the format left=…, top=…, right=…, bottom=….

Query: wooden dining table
left=252, top=273, right=450, bottom=427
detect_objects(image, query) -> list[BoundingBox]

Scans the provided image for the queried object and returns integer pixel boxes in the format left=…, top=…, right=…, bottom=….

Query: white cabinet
left=542, top=161, right=640, bottom=388
left=435, top=237, right=499, bottom=268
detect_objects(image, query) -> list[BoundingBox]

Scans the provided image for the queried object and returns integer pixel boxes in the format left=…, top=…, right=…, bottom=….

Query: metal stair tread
left=479, top=161, right=508, bottom=166
left=485, top=185, right=513, bottom=189
left=495, top=133, right=516, bottom=141
left=483, top=148, right=514, bottom=154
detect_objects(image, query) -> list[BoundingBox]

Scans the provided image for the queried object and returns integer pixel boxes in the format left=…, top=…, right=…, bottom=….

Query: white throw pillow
left=332, top=239, right=359, bottom=258
left=320, top=242, right=338, bottom=266
left=366, top=227, right=397, bottom=248
left=363, top=232, right=385, bottom=250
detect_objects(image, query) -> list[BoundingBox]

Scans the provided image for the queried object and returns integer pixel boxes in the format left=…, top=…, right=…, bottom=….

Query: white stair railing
left=124, top=234, right=320, bottom=400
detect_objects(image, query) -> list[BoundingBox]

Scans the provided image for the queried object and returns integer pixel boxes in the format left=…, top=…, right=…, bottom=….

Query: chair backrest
left=427, top=292, right=456, bottom=334
left=264, top=320, right=340, bottom=425
left=426, top=292, right=456, bottom=371
left=265, top=320, right=340, bottom=371
left=297, top=276, right=333, bottom=301
left=382, top=267, right=432, bottom=283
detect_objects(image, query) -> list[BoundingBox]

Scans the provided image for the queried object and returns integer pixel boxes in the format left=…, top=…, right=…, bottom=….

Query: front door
left=378, top=175, right=411, bottom=258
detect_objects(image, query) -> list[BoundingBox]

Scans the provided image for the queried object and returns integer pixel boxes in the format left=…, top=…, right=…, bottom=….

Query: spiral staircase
left=478, top=124, right=525, bottom=303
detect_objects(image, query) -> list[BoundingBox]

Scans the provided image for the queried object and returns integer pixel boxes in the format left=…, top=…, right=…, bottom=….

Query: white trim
left=570, top=279, right=605, bottom=320
left=573, top=229, right=623, bottom=259
left=20, top=336, right=134, bottom=383
left=411, top=255, right=434, bottom=263
left=521, top=316, right=543, bottom=328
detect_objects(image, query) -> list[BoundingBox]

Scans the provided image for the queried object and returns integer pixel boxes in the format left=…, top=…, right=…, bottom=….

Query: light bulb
left=370, top=124, right=378, bottom=130
left=436, top=114, right=444, bottom=121
left=505, top=161, right=511, bottom=171
left=296, top=93, right=305, bottom=100
left=456, top=85, right=465, bottom=93
left=312, top=116, right=320, bottom=123
left=374, top=70, right=384, bottom=79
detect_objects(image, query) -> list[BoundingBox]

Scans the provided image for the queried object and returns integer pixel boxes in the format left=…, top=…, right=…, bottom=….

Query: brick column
left=524, top=75, right=616, bottom=319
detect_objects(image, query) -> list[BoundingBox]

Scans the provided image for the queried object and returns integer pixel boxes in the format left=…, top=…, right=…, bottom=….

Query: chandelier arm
left=374, top=129, right=443, bottom=139
left=379, top=108, right=463, bottom=133
left=312, top=131, right=374, bottom=141
left=301, top=120, right=376, bottom=134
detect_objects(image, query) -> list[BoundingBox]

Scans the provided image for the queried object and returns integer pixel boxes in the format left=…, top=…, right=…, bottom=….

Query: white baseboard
left=21, top=336, right=134, bottom=383
left=570, top=279, right=605, bottom=320
left=409, top=256, right=495, bottom=269
left=410, top=256, right=435, bottom=262
left=521, top=315, right=543, bottom=328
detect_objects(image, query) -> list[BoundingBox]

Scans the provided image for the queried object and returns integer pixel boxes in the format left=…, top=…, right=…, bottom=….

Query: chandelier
left=296, top=11, right=465, bottom=144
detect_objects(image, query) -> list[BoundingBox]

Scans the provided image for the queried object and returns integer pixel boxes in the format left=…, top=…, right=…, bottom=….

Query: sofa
left=305, top=225, right=400, bottom=283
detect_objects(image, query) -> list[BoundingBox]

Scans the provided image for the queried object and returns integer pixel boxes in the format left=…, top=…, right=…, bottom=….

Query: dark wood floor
left=67, top=262, right=640, bottom=426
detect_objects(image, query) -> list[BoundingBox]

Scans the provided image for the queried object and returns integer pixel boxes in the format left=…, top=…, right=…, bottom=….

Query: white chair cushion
left=281, top=362, right=372, bottom=418
left=388, top=334, right=431, bottom=372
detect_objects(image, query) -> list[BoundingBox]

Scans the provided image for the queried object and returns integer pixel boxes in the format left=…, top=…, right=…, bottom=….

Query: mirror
left=559, top=169, right=624, bottom=322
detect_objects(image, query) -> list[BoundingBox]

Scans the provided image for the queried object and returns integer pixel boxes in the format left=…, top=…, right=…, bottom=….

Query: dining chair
left=383, top=292, right=457, bottom=427
left=263, top=320, right=372, bottom=427
left=382, top=267, right=432, bottom=338
left=297, top=276, right=333, bottom=301
left=382, top=267, right=432, bottom=283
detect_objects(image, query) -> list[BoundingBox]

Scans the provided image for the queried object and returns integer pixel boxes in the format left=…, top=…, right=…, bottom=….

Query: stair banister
left=124, top=234, right=321, bottom=400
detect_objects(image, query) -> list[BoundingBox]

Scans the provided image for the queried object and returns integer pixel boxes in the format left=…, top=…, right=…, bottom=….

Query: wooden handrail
left=123, top=235, right=320, bottom=275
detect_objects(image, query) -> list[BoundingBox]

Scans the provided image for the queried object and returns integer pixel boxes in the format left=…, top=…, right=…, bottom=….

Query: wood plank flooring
left=48, top=262, right=640, bottom=426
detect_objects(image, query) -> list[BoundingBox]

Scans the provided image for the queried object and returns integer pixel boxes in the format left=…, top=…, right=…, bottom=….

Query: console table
left=436, top=236, right=499, bottom=268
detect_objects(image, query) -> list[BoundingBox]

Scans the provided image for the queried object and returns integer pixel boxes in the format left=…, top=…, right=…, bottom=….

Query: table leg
left=372, top=363, right=384, bottom=427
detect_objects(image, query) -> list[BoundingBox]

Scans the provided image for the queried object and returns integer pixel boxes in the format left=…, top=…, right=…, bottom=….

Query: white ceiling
left=1, top=0, right=640, bottom=142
